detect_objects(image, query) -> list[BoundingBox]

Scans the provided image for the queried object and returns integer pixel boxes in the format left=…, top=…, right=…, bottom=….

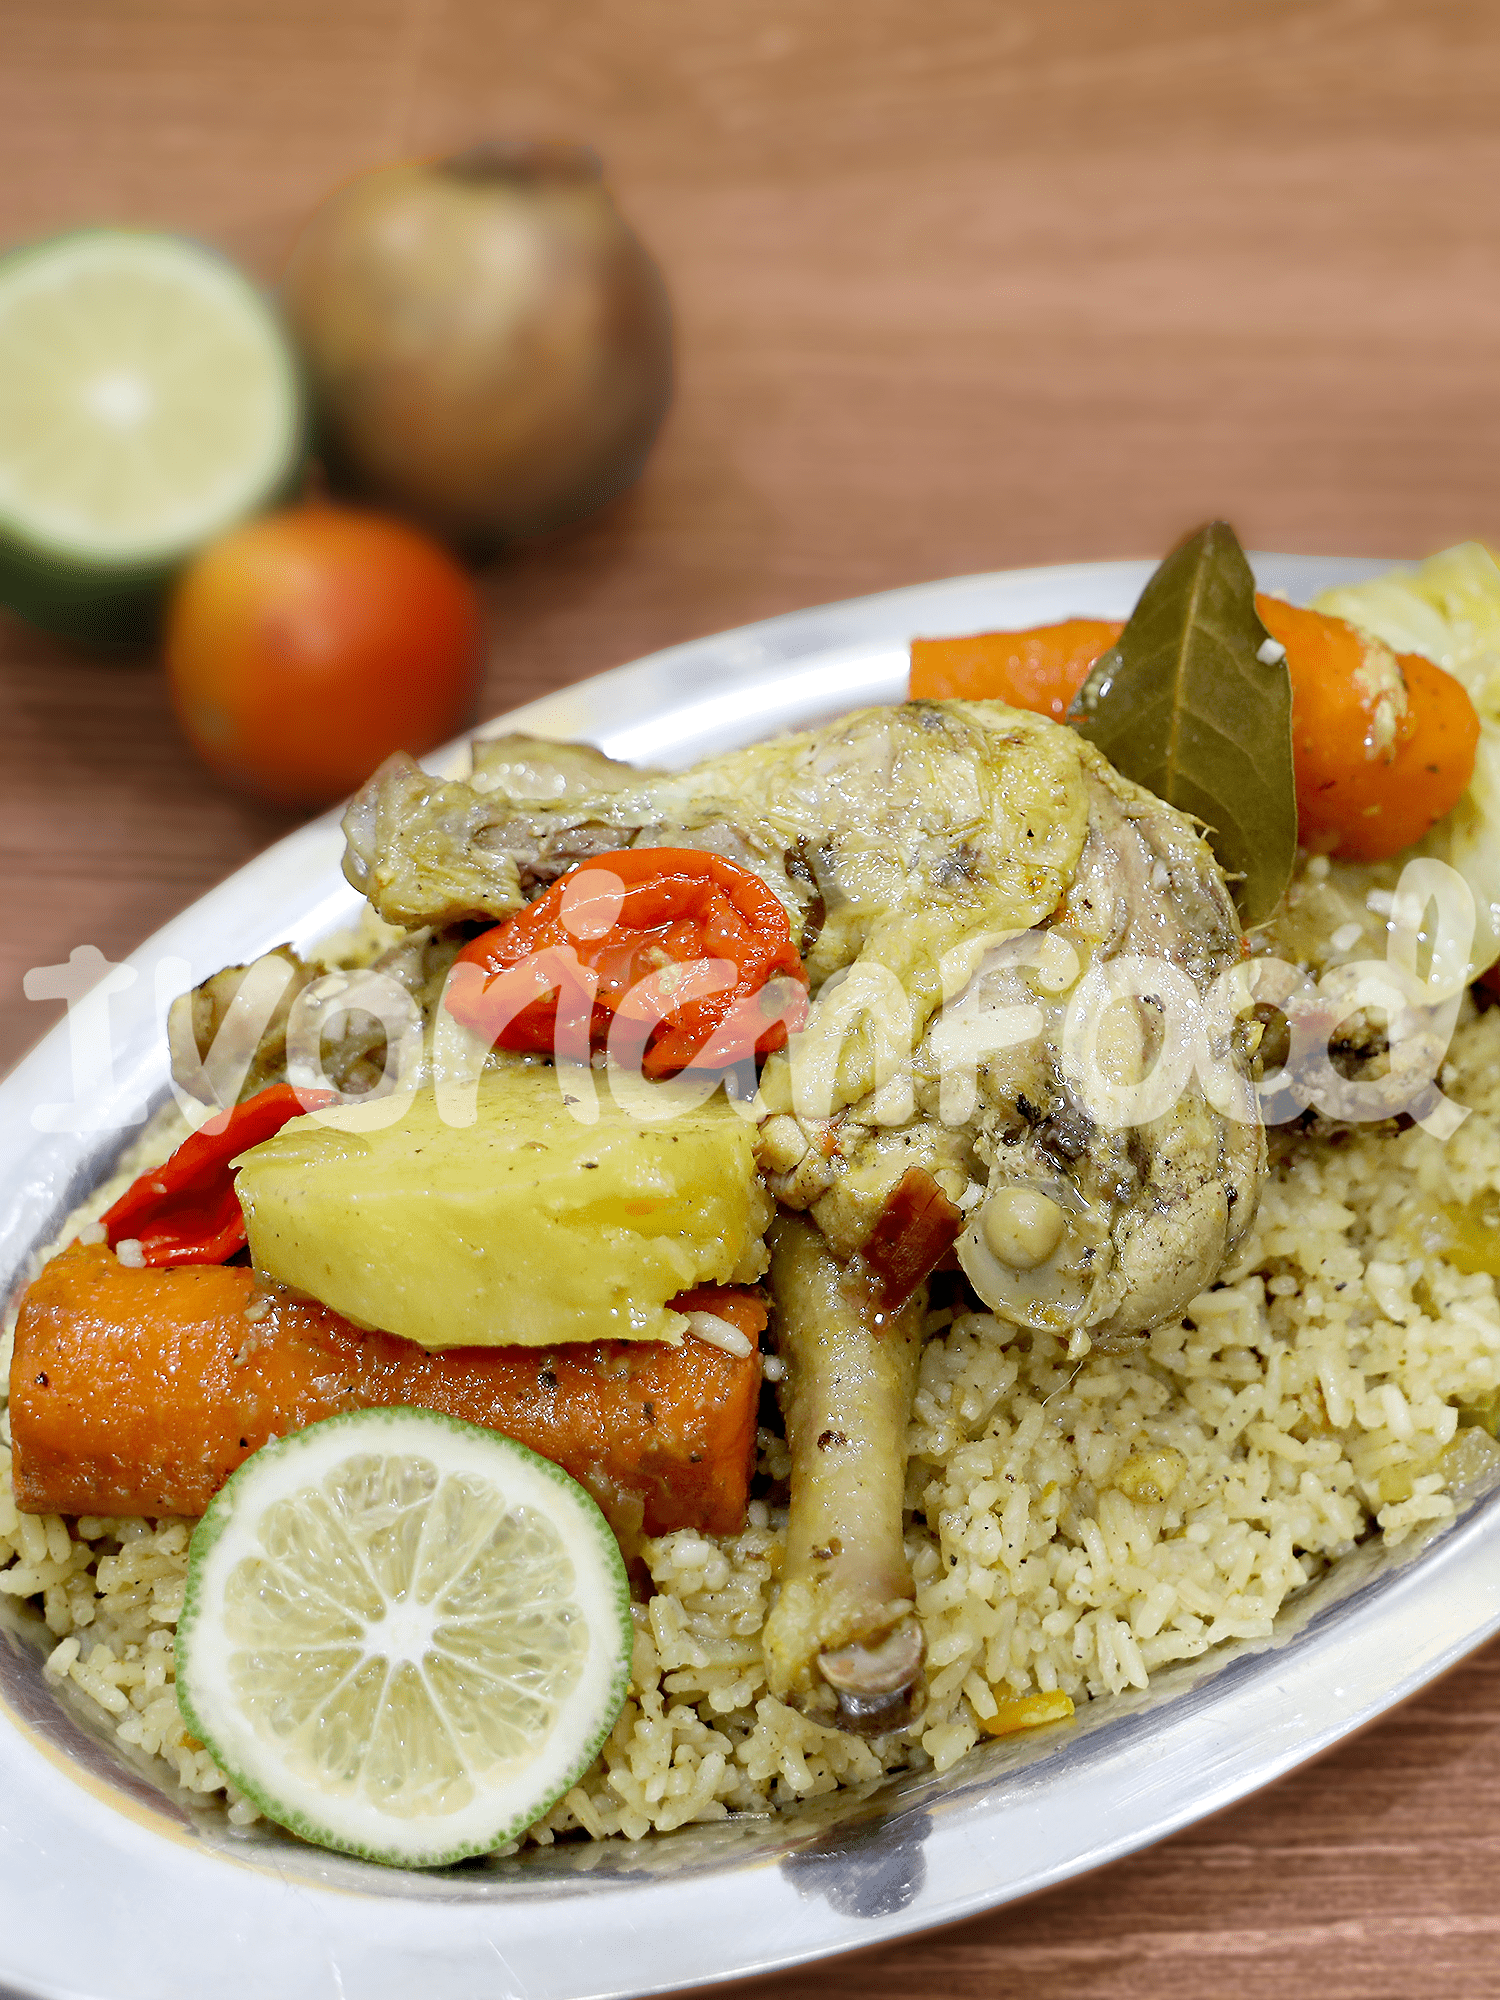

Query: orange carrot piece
left=1256, top=594, right=1480, bottom=862
left=910, top=619, right=1124, bottom=720
left=9, top=1245, right=761, bottom=1536
left=669, top=1285, right=769, bottom=1341
left=916, top=599, right=1480, bottom=865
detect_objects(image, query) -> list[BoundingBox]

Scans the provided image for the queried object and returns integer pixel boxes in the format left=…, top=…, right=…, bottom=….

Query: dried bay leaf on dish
left=1070, top=521, right=1295, bottom=928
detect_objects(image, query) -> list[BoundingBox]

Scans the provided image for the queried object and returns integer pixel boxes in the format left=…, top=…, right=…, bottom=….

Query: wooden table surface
left=4, top=1, right=1500, bottom=1993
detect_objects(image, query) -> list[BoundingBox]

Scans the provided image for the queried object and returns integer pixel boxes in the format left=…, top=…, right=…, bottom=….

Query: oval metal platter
left=3, top=554, right=1498, bottom=2000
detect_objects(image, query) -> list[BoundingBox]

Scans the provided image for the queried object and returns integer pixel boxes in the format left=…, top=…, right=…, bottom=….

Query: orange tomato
left=910, top=618, right=1124, bottom=720
left=165, top=505, right=483, bottom=807
left=1254, top=594, right=1479, bottom=863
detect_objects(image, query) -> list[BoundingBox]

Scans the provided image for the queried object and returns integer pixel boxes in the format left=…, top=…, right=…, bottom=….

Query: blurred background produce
left=166, top=504, right=482, bottom=806
left=0, top=140, right=672, bottom=803
left=0, top=230, right=303, bottom=642
left=283, top=145, right=673, bottom=549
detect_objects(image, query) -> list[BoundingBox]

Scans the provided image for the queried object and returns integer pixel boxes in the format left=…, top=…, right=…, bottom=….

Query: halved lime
left=175, top=1408, right=631, bottom=1867
left=0, top=229, right=303, bottom=640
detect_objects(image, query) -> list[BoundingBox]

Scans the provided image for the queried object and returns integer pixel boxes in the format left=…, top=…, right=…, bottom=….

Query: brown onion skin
left=282, top=144, right=673, bottom=550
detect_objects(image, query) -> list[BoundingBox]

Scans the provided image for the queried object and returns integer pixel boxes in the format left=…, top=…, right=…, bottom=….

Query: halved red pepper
left=446, top=848, right=808, bottom=1076
left=100, top=1082, right=335, bottom=1268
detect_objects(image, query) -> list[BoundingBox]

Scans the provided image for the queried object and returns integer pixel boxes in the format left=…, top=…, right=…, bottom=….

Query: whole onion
left=282, top=144, right=673, bottom=549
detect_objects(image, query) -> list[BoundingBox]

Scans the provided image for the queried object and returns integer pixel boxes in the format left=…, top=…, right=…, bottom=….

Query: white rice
left=5, top=1007, right=1500, bottom=1844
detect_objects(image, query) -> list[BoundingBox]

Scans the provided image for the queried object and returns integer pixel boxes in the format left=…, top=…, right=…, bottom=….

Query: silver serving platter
left=4, top=554, right=1499, bottom=2000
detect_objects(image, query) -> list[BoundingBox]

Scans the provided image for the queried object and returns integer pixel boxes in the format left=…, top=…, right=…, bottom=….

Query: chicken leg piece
left=763, top=1215, right=927, bottom=1733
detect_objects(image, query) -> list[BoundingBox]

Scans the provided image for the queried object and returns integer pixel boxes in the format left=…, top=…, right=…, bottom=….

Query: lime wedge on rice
left=0, top=229, right=303, bottom=641
left=175, top=1409, right=631, bottom=1867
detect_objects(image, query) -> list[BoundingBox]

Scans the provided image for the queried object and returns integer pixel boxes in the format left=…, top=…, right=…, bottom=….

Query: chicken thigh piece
left=758, top=731, right=1263, bottom=1350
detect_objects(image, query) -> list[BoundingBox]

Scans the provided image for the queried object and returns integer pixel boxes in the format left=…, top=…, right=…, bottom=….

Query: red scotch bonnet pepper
left=100, top=1082, right=335, bottom=1268
left=445, top=849, right=808, bottom=1076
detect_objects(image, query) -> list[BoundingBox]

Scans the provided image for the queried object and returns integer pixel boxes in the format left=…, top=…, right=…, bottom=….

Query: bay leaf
left=1069, top=520, right=1295, bottom=928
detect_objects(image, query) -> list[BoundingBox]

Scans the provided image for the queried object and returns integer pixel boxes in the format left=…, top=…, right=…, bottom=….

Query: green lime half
left=176, top=1408, right=632, bottom=1868
left=0, top=229, right=304, bottom=641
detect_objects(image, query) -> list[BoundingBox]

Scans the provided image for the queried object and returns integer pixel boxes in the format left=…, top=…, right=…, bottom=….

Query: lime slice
left=175, top=1408, right=631, bottom=1867
left=0, top=229, right=303, bottom=640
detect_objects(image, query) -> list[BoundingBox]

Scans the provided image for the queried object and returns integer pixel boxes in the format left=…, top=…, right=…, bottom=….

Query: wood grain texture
left=2, top=1, right=1499, bottom=1991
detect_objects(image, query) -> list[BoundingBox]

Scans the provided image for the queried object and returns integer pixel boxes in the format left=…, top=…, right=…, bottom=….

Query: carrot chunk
left=668, top=1285, right=770, bottom=1342
left=1255, top=594, right=1480, bottom=862
left=910, top=619, right=1124, bottom=719
left=9, top=1245, right=761, bottom=1536
left=917, top=599, right=1481, bottom=865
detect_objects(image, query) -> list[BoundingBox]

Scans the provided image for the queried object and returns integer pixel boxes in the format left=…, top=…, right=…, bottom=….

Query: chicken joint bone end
left=981, top=1186, right=1066, bottom=1268
left=819, top=1617, right=924, bottom=1696
left=818, top=1617, right=925, bottom=1735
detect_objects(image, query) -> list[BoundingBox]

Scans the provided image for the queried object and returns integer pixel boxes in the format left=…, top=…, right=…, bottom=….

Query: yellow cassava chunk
left=234, top=1065, right=771, bottom=1348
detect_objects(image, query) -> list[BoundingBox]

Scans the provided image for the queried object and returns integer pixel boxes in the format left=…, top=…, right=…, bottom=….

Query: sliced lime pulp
left=175, top=1408, right=631, bottom=1867
left=0, top=229, right=303, bottom=638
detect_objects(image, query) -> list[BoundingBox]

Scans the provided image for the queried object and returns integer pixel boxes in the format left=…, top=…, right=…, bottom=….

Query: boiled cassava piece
left=233, top=1064, right=770, bottom=1348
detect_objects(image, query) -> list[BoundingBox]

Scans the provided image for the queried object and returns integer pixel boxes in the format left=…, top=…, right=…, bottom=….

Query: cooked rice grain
left=6, top=1010, right=1500, bottom=1842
